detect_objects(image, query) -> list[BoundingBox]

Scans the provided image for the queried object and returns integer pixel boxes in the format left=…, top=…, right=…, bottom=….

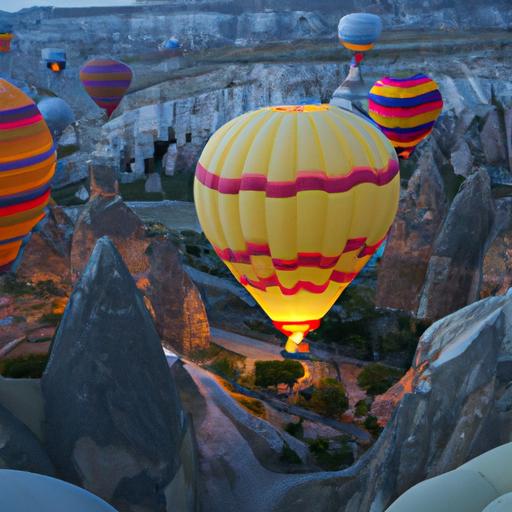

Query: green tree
left=357, top=363, right=403, bottom=396
left=308, top=378, right=349, bottom=418
left=254, top=360, right=305, bottom=391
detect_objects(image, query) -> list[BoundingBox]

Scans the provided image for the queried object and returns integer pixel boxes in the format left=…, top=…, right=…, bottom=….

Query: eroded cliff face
left=272, top=292, right=512, bottom=512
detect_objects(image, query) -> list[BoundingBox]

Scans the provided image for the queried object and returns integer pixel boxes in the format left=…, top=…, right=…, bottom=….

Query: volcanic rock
left=417, top=170, right=494, bottom=320
left=0, top=402, right=55, bottom=476
left=376, top=147, right=448, bottom=313
left=16, top=204, right=74, bottom=287
left=139, top=239, right=210, bottom=356
left=42, top=237, right=193, bottom=512
left=274, top=292, right=512, bottom=512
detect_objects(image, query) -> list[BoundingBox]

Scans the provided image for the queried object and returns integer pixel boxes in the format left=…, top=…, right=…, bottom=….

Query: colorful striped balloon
left=368, top=74, right=443, bottom=159
left=194, top=105, right=400, bottom=354
left=0, top=79, right=56, bottom=273
left=79, top=59, right=133, bottom=118
left=338, top=13, right=382, bottom=53
left=0, top=33, right=13, bottom=53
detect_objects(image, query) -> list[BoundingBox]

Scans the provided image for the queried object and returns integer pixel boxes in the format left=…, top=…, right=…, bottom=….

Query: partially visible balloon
left=194, top=104, right=400, bottom=353
left=0, top=21, right=13, bottom=53
left=0, top=79, right=56, bottom=273
left=79, top=58, right=133, bottom=118
left=41, top=48, right=67, bottom=72
left=338, top=13, right=382, bottom=53
left=37, top=97, right=75, bottom=140
left=0, top=470, right=117, bottom=512
left=161, top=37, right=181, bottom=50
left=368, top=74, right=443, bottom=159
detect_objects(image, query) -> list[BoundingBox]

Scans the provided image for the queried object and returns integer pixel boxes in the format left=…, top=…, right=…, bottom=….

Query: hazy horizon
left=2, top=0, right=137, bottom=13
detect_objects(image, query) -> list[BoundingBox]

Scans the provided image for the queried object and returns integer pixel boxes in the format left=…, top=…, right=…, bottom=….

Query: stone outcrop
left=140, top=239, right=210, bottom=356
left=417, top=170, right=494, bottom=320
left=70, top=165, right=149, bottom=281
left=481, top=198, right=512, bottom=298
left=376, top=147, right=448, bottom=313
left=273, top=291, right=512, bottom=512
left=0, top=403, right=56, bottom=476
left=42, top=237, right=196, bottom=512
left=17, top=204, right=74, bottom=287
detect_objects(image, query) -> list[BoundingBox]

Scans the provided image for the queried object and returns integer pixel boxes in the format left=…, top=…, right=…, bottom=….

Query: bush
left=364, top=415, right=383, bottom=437
left=308, top=437, right=353, bottom=470
left=285, top=419, right=304, bottom=439
left=237, top=397, right=266, bottom=418
left=280, top=443, right=302, bottom=464
left=0, top=354, right=49, bottom=379
left=355, top=399, right=369, bottom=417
left=308, top=378, right=349, bottom=418
left=255, top=360, right=305, bottom=389
left=357, top=363, right=403, bottom=396
left=210, top=357, right=239, bottom=380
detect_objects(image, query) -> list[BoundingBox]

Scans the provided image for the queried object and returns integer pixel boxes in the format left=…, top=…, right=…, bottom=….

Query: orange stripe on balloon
left=0, top=189, right=50, bottom=216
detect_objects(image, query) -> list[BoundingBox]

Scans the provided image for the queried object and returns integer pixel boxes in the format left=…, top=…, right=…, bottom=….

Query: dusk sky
left=2, top=0, right=136, bottom=12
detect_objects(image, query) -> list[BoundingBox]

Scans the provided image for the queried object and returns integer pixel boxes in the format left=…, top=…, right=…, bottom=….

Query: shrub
left=237, top=397, right=266, bottom=418
left=0, top=354, right=49, bottom=379
left=210, top=357, right=238, bottom=380
left=284, top=419, right=304, bottom=439
left=308, top=378, right=349, bottom=418
left=308, top=437, right=353, bottom=470
left=280, top=443, right=302, bottom=464
left=364, top=415, right=383, bottom=437
left=357, top=363, right=403, bottom=396
left=308, top=437, right=329, bottom=455
left=354, top=399, right=369, bottom=417
left=254, top=360, right=305, bottom=390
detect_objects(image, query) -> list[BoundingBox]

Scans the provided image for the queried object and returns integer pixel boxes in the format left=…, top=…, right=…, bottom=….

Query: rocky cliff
left=272, top=291, right=512, bottom=512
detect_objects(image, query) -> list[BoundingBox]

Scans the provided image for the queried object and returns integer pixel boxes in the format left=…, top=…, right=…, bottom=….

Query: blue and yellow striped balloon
left=338, top=13, right=382, bottom=53
left=368, top=74, right=443, bottom=159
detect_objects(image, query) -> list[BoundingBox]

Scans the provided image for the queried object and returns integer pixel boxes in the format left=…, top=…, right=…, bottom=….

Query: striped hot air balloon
left=0, top=79, right=56, bottom=273
left=0, top=33, right=13, bottom=53
left=338, top=13, right=382, bottom=55
left=368, top=74, right=443, bottom=159
left=194, top=105, right=400, bottom=354
left=79, top=58, right=133, bottom=118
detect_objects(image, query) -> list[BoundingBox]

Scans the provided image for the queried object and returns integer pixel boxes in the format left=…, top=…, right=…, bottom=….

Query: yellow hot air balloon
left=194, top=105, right=399, bottom=354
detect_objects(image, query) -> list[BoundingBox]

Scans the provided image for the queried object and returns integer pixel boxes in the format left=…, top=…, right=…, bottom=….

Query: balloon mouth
left=269, top=105, right=329, bottom=113
left=397, top=148, right=414, bottom=159
left=273, top=319, right=320, bottom=354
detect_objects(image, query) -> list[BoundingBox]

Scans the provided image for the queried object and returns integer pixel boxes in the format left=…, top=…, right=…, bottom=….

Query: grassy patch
left=285, top=419, right=304, bottom=439
left=52, top=180, right=87, bottom=206
left=38, top=312, right=63, bottom=326
left=355, top=399, right=369, bottom=417
left=57, top=144, right=79, bottom=159
left=364, top=415, right=383, bottom=438
left=0, top=354, right=49, bottom=379
left=357, top=363, right=403, bottom=396
left=304, top=378, right=349, bottom=419
left=236, top=396, right=266, bottom=418
left=205, top=345, right=246, bottom=380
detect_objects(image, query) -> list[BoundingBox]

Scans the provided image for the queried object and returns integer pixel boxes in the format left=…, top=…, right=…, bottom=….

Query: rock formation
left=42, top=237, right=196, bottom=512
left=0, top=403, right=56, bottom=476
left=17, top=204, right=74, bottom=287
left=376, top=147, right=448, bottom=313
left=417, top=170, right=494, bottom=320
left=140, top=239, right=210, bottom=356
left=273, top=291, right=512, bottom=512
left=70, top=164, right=149, bottom=282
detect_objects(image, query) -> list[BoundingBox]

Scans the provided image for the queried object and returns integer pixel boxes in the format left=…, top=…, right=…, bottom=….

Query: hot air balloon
left=0, top=470, right=118, bottom=512
left=338, top=13, right=382, bottom=65
left=41, top=48, right=67, bottom=72
left=0, top=79, right=56, bottom=273
left=0, top=21, right=13, bottom=53
left=194, top=105, right=400, bottom=354
left=38, top=97, right=75, bottom=140
left=368, top=73, right=443, bottom=159
left=79, top=58, right=133, bottom=119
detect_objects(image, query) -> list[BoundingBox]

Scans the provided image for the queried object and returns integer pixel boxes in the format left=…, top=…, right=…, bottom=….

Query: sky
left=2, top=0, right=137, bottom=12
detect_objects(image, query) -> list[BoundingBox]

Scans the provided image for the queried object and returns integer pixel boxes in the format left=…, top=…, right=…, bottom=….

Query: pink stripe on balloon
left=368, top=100, right=443, bottom=118
left=380, top=76, right=433, bottom=88
left=0, top=114, right=43, bottom=130
left=195, top=160, right=399, bottom=197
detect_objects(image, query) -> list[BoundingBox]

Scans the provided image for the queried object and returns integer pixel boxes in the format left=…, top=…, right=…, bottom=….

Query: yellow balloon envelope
left=194, top=105, right=400, bottom=353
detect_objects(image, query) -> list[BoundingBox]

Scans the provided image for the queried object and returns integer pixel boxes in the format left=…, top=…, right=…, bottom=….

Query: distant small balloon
left=37, top=97, right=75, bottom=140
left=368, top=73, right=443, bottom=159
left=79, top=58, right=133, bottom=119
left=338, top=13, right=382, bottom=53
